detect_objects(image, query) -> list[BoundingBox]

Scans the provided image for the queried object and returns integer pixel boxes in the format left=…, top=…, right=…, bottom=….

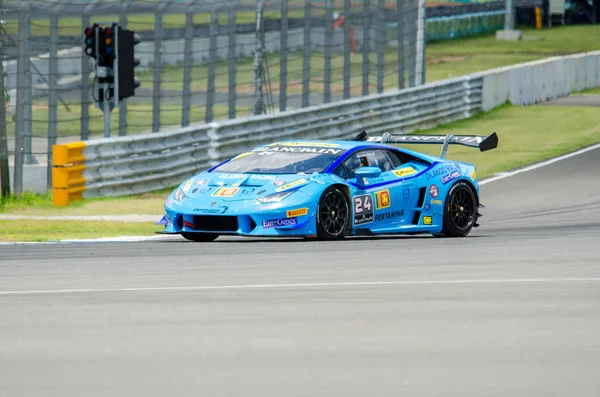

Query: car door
left=339, top=149, right=416, bottom=230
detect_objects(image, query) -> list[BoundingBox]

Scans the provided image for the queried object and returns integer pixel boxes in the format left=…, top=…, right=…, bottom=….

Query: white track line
left=479, top=142, right=600, bottom=185
left=1, top=277, right=600, bottom=296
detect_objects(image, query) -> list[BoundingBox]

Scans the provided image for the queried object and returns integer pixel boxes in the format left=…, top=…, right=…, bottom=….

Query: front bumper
left=160, top=196, right=318, bottom=237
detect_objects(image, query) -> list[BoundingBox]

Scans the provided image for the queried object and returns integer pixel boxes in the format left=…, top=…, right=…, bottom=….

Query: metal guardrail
left=51, top=75, right=483, bottom=205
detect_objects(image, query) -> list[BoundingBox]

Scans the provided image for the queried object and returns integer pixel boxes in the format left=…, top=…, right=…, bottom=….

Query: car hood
left=182, top=172, right=317, bottom=202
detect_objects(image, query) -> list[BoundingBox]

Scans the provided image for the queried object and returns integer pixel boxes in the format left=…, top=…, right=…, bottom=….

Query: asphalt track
left=1, top=146, right=600, bottom=397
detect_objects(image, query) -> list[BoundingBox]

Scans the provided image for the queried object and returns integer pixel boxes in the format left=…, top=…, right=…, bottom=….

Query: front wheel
left=316, top=186, right=350, bottom=241
left=440, top=181, right=477, bottom=237
left=181, top=232, right=219, bottom=242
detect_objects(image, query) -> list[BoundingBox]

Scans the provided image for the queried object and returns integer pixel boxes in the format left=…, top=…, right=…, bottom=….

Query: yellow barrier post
left=535, top=7, right=542, bottom=30
left=52, top=142, right=87, bottom=206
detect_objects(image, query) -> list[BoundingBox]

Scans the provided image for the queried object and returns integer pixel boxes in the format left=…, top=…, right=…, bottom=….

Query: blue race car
left=157, top=130, right=498, bottom=241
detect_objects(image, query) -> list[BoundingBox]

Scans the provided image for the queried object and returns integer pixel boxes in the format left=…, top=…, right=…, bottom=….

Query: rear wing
left=350, top=130, right=498, bottom=159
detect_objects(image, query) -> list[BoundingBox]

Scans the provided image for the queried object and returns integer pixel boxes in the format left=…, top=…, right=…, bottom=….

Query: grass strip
left=0, top=220, right=161, bottom=242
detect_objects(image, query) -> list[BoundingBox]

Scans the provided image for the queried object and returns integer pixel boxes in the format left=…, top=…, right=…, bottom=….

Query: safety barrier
left=51, top=50, right=600, bottom=206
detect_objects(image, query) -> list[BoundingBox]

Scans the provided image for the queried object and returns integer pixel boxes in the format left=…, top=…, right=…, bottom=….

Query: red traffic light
left=85, top=27, right=93, bottom=37
left=104, top=27, right=112, bottom=37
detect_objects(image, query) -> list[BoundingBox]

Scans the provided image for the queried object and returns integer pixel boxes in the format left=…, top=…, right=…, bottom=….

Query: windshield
left=212, top=143, right=346, bottom=174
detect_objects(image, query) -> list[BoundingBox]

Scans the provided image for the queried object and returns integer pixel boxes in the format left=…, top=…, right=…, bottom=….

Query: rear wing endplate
left=351, top=130, right=499, bottom=159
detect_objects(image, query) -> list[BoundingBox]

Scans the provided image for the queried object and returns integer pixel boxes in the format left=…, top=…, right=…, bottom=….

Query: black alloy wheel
left=181, top=232, right=219, bottom=242
left=440, top=181, right=477, bottom=237
left=316, top=186, right=349, bottom=240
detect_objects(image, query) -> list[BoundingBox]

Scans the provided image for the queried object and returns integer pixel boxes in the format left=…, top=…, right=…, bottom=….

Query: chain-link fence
left=1, top=0, right=507, bottom=195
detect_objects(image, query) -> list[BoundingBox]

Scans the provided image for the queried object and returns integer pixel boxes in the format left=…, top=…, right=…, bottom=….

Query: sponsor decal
left=182, top=179, right=194, bottom=192
left=194, top=206, right=228, bottom=214
left=275, top=179, right=307, bottom=192
left=424, top=164, right=458, bottom=181
left=470, top=170, right=477, bottom=181
left=441, top=170, right=461, bottom=185
left=393, top=167, right=417, bottom=178
left=374, top=209, right=404, bottom=222
left=230, top=182, right=240, bottom=187
left=219, top=173, right=245, bottom=179
left=353, top=194, right=374, bottom=225
left=165, top=198, right=172, bottom=207
left=362, top=177, right=369, bottom=185
left=211, top=202, right=218, bottom=206
left=431, top=199, right=442, bottom=205
left=198, top=187, right=211, bottom=194
left=374, top=189, right=391, bottom=210
left=262, top=217, right=298, bottom=228
left=274, top=180, right=287, bottom=186
left=211, top=187, right=240, bottom=197
left=429, top=185, right=439, bottom=198
left=423, top=216, right=432, bottom=225
left=241, top=188, right=255, bottom=195
left=271, top=142, right=340, bottom=148
left=424, top=204, right=431, bottom=211
left=194, top=179, right=207, bottom=185
left=250, top=174, right=277, bottom=180
left=253, top=146, right=344, bottom=155
left=218, top=173, right=277, bottom=181
left=402, top=188, right=410, bottom=199
left=286, top=207, right=308, bottom=218
left=232, top=152, right=254, bottom=160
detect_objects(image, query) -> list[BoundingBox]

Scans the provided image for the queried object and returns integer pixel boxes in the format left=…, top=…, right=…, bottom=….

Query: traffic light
left=115, top=27, right=141, bottom=100
left=84, top=26, right=96, bottom=58
left=98, top=26, right=115, bottom=68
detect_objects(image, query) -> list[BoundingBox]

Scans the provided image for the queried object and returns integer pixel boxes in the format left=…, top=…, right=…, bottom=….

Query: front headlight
left=174, top=187, right=186, bottom=202
left=257, top=190, right=295, bottom=203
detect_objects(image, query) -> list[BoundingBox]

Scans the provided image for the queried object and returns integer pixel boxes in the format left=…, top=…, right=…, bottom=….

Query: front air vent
left=193, top=215, right=239, bottom=232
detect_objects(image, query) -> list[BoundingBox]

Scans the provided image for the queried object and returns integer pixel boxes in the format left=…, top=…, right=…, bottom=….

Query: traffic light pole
left=84, top=22, right=141, bottom=138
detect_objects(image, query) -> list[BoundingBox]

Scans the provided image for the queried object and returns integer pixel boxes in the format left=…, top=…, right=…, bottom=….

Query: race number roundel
left=429, top=185, right=439, bottom=198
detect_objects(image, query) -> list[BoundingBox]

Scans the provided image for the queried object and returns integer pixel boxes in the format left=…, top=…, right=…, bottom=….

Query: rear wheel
left=440, top=181, right=477, bottom=237
left=181, top=232, right=219, bottom=242
left=316, top=186, right=349, bottom=241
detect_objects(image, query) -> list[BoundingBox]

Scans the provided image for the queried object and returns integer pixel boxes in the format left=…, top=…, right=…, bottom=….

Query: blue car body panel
left=160, top=138, right=483, bottom=238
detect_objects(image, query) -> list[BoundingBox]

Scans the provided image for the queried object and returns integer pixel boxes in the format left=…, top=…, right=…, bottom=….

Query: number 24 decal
left=354, top=194, right=373, bottom=213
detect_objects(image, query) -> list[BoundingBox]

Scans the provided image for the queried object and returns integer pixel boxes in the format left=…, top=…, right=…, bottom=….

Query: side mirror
left=355, top=166, right=382, bottom=187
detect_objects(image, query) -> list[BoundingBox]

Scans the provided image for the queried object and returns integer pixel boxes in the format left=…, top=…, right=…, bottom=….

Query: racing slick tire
left=316, top=186, right=350, bottom=241
left=181, top=232, right=219, bottom=242
left=440, top=181, right=477, bottom=237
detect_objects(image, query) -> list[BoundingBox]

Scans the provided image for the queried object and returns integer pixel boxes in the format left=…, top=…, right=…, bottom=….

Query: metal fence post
left=152, top=10, right=164, bottom=132
left=302, top=0, right=311, bottom=108
left=80, top=13, right=91, bottom=140
left=0, top=20, right=10, bottom=198
left=181, top=10, right=193, bottom=127
left=415, top=0, right=426, bottom=86
left=13, top=10, right=28, bottom=196
left=206, top=9, right=218, bottom=122
left=406, top=0, right=417, bottom=87
left=253, top=0, right=265, bottom=115
left=343, top=0, right=351, bottom=100
left=47, top=13, right=59, bottom=189
left=324, top=0, right=333, bottom=104
left=376, top=0, right=384, bottom=94
left=22, top=9, right=33, bottom=165
left=362, top=0, right=369, bottom=96
left=228, top=4, right=237, bottom=119
left=279, top=0, right=288, bottom=111
left=397, top=0, right=405, bottom=89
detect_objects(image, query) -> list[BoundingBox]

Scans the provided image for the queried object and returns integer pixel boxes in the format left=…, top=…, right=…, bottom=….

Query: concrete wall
left=6, top=163, right=48, bottom=194
left=480, top=50, right=600, bottom=111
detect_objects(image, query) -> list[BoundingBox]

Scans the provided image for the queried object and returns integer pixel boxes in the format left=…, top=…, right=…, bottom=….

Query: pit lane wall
left=51, top=50, right=600, bottom=206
